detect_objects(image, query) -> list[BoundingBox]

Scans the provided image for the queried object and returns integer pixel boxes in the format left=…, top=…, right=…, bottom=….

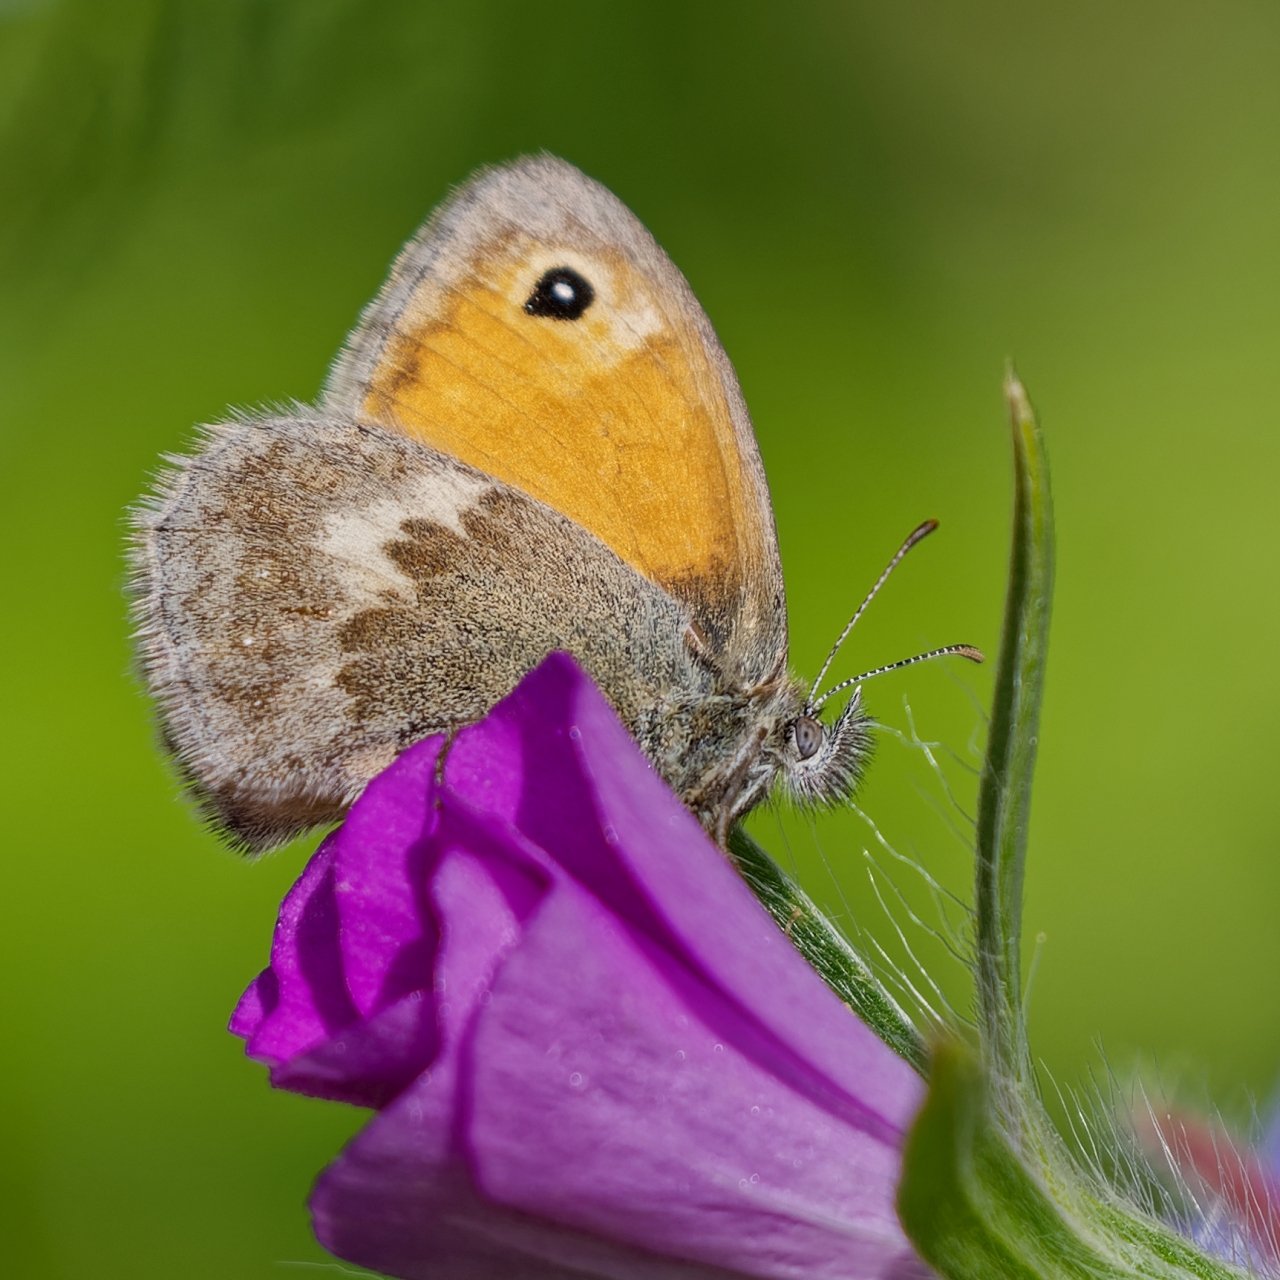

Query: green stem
left=973, top=372, right=1054, bottom=1102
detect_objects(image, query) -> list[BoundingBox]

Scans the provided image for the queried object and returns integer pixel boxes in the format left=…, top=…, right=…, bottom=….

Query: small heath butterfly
left=131, top=156, right=980, bottom=851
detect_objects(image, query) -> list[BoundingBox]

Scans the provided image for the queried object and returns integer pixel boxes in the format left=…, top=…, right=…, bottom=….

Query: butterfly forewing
left=324, top=157, right=786, bottom=679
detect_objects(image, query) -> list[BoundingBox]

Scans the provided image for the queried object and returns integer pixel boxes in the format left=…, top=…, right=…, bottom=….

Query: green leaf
left=898, top=1037, right=1104, bottom=1280
left=898, top=377, right=1246, bottom=1280
left=974, top=370, right=1054, bottom=1099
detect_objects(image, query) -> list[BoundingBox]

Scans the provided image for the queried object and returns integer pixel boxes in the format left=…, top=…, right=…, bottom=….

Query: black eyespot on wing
left=524, top=267, right=595, bottom=321
left=793, top=715, right=823, bottom=760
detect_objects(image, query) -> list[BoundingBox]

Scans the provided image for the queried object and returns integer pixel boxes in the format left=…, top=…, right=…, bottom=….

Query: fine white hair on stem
left=902, top=697, right=980, bottom=807
left=862, top=855, right=970, bottom=1028
left=1032, top=1045, right=1280, bottom=1276
left=849, top=794, right=964, bottom=892
left=799, top=818, right=943, bottom=1035
left=779, top=691, right=984, bottom=1041
left=862, top=846, right=973, bottom=974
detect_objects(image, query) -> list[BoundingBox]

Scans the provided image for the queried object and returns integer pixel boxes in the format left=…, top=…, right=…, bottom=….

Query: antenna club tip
left=958, top=646, right=985, bottom=664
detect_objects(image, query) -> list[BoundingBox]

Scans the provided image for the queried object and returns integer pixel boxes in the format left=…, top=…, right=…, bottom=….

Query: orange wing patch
left=359, top=238, right=761, bottom=640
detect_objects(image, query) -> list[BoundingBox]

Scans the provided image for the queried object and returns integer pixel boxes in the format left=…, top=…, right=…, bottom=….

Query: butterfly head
left=694, top=519, right=985, bottom=843
left=677, top=674, right=872, bottom=847
left=778, top=690, right=874, bottom=809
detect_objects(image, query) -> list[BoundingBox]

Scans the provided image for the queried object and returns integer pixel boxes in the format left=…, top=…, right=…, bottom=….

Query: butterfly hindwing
left=133, top=413, right=698, bottom=850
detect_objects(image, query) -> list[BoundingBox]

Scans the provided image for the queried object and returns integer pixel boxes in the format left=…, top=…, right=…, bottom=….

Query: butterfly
left=131, top=155, right=980, bottom=853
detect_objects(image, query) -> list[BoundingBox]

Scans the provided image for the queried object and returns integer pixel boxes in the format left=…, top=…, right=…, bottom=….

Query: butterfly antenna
left=811, top=644, right=984, bottom=713
left=807, top=519, right=941, bottom=706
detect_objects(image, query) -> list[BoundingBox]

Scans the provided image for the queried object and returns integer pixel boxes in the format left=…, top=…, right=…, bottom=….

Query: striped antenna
left=807, top=519, right=940, bottom=706
left=810, top=644, right=984, bottom=713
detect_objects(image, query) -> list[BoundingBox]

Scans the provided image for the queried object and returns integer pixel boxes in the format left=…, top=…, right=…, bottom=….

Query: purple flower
left=232, top=653, right=927, bottom=1280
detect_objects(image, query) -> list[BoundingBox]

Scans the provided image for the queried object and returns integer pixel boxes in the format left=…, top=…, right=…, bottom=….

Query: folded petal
left=232, top=837, right=355, bottom=1064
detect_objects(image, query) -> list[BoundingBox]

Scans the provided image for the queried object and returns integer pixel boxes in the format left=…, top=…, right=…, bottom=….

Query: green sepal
left=898, top=1037, right=1099, bottom=1280
left=897, top=1038, right=1245, bottom=1280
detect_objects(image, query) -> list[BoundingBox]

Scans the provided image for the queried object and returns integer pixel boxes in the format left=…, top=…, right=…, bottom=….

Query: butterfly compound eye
left=793, top=715, right=823, bottom=760
left=524, top=266, right=595, bottom=320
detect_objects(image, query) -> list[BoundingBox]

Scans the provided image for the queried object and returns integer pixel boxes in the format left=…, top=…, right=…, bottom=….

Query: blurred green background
left=4, top=1, right=1280, bottom=1275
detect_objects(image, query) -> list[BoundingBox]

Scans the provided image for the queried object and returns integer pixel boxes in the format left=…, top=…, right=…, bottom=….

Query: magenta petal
left=270, top=990, right=438, bottom=1108
left=310, top=820, right=769, bottom=1280
left=235, top=837, right=355, bottom=1064
left=330, top=736, right=444, bottom=1017
left=315, top=1109, right=745, bottom=1280
left=543, top=656, right=919, bottom=1126
left=239, top=654, right=927, bottom=1279
left=468, top=877, right=915, bottom=1278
